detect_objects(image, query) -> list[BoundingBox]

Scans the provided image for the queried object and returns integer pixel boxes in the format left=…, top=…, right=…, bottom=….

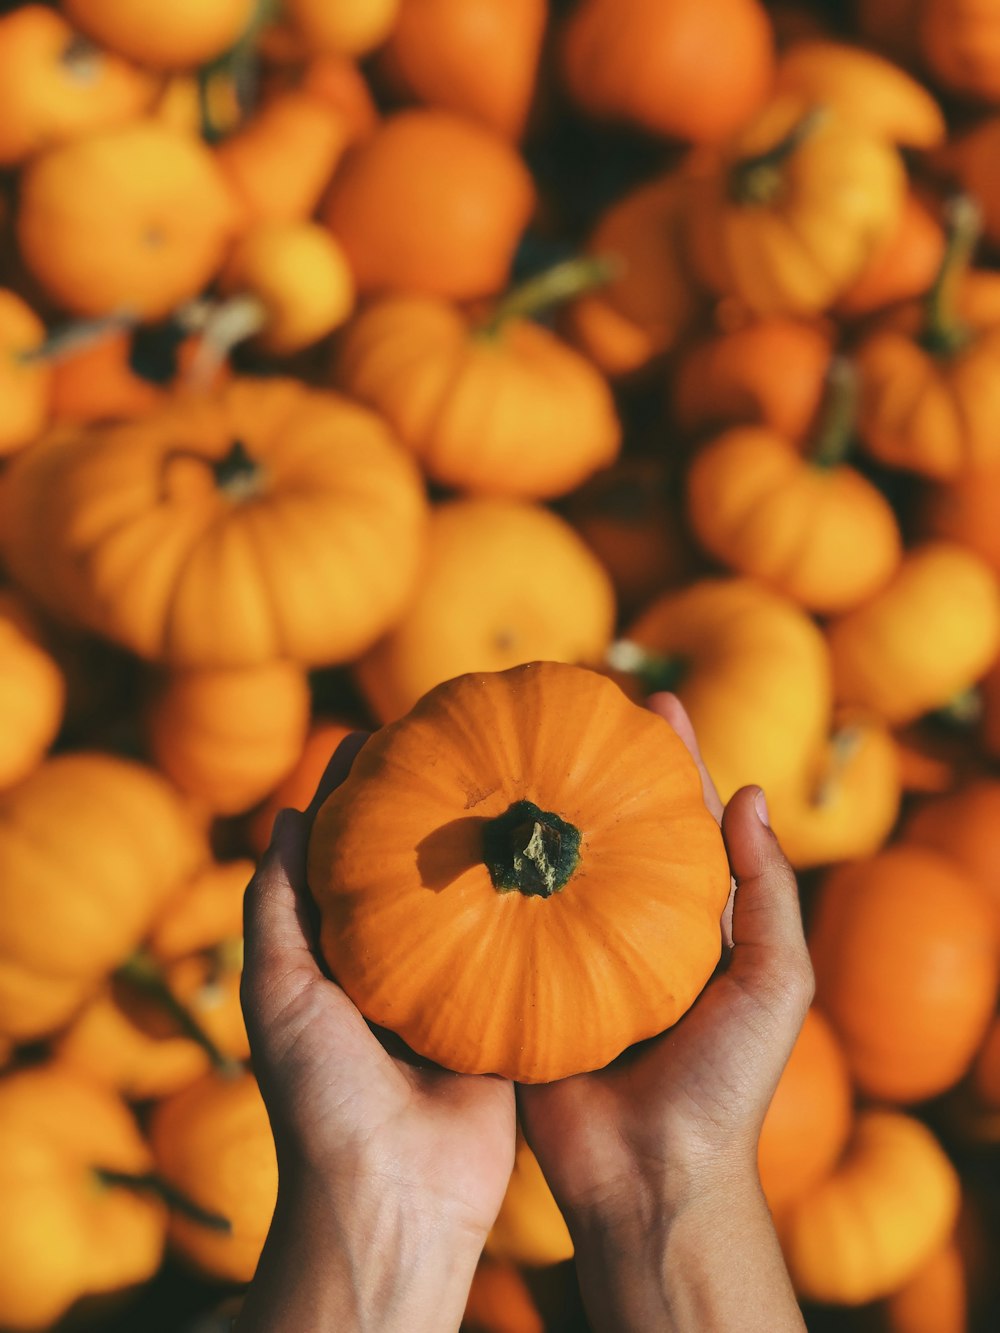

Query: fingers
left=646, top=692, right=724, bottom=823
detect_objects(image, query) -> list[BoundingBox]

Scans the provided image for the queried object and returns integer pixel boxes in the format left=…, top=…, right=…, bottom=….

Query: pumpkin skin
left=485, top=1133, right=573, bottom=1266
left=354, top=499, right=615, bottom=723
left=309, top=662, right=731, bottom=1083
left=321, top=109, right=536, bottom=300
left=559, top=0, right=775, bottom=144
left=882, top=1238, right=967, bottom=1333
left=0, top=1064, right=167, bottom=1331
left=919, top=0, right=1000, bottom=101
left=902, top=780, right=1000, bottom=927
left=249, top=718, right=359, bottom=855
left=0, top=592, right=65, bottom=792
left=298, top=54, right=380, bottom=143
left=150, top=1072, right=276, bottom=1283
left=826, top=543, right=1000, bottom=725
left=776, top=1110, right=960, bottom=1305
left=809, top=845, right=1000, bottom=1103
left=0, top=288, right=52, bottom=455
left=0, top=6, right=156, bottom=166
left=0, top=754, right=207, bottom=1044
left=333, top=295, right=621, bottom=500
left=836, top=190, right=945, bottom=321
left=921, top=458, right=1000, bottom=577
left=377, top=0, right=546, bottom=139
left=62, top=0, right=254, bottom=70
left=682, top=95, right=906, bottom=316
left=757, top=1008, right=853, bottom=1214
left=936, top=117, right=1000, bottom=249
left=0, top=379, right=429, bottom=668
left=17, top=122, right=242, bottom=320
left=284, top=0, right=400, bottom=56
left=464, top=1258, right=545, bottom=1333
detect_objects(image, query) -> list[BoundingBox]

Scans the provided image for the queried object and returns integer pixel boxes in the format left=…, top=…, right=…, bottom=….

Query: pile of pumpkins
left=2, top=0, right=1000, bottom=1328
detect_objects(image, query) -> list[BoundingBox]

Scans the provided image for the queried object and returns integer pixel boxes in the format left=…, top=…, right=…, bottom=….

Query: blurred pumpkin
left=836, top=190, right=945, bottom=321
left=284, top=0, right=400, bottom=56
left=0, top=592, right=65, bottom=791
left=62, top=0, right=254, bottom=70
left=0, top=5, right=156, bottom=166
left=919, top=0, right=1000, bottom=102
left=826, top=542, right=1000, bottom=725
left=881, top=1236, right=967, bottom=1333
left=249, top=719, right=360, bottom=856
left=902, top=779, right=1000, bottom=925
left=298, top=54, right=379, bottom=141
left=809, top=845, right=999, bottom=1103
left=776, top=1110, right=960, bottom=1305
left=463, top=1258, right=545, bottom=1333
left=559, top=0, right=774, bottom=144
left=309, top=661, right=730, bottom=1081
left=17, top=121, right=242, bottom=320
left=485, top=1133, right=573, bottom=1266
left=320, top=109, right=536, bottom=300
left=920, top=457, right=1000, bottom=577
left=354, top=498, right=615, bottom=723
left=0, top=1063, right=167, bottom=1331
left=934, top=116, right=1000, bottom=248
left=0, top=288, right=52, bottom=454
left=376, top=0, right=545, bottom=139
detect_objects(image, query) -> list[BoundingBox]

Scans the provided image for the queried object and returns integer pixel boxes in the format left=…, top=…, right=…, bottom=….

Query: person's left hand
left=237, top=733, right=515, bottom=1333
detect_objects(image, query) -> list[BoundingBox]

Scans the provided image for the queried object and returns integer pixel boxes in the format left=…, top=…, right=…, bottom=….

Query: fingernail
left=754, top=788, right=770, bottom=827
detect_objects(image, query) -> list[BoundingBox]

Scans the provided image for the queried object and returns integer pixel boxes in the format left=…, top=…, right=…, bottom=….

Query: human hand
left=237, top=734, right=516, bottom=1333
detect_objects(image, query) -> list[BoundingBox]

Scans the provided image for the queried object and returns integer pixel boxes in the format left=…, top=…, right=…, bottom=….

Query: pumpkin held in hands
left=307, top=662, right=730, bottom=1082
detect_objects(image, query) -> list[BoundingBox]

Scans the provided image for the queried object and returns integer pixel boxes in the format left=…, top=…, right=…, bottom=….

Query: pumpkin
left=559, top=0, right=775, bottom=144
left=332, top=272, right=621, bottom=500
left=308, top=662, right=731, bottom=1082
left=809, top=845, right=1000, bottom=1103
left=0, top=592, right=65, bottom=791
left=682, top=95, right=907, bottom=316
left=17, top=122, right=242, bottom=320
left=881, top=1237, right=967, bottom=1333
left=376, top=0, right=546, bottom=139
left=145, top=661, right=311, bottom=816
left=298, top=54, right=379, bottom=142
left=0, top=753, right=207, bottom=1043
left=249, top=718, right=359, bottom=855
left=62, top=0, right=254, bottom=70
left=354, top=498, right=615, bottom=723
left=485, top=1133, right=573, bottom=1266
left=757, top=1008, right=853, bottom=1214
left=934, top=117, right=1000, bottom=249
left=0, top=6, right=156, bottom=166
left=902, top=780, right=1000, bottom=926
left=215, top=91, right=350, bottom=228
left=0, top=379, right=429, bottom=668
left=920, top=458, right=1000, bottom=577
left=284, top=0, right=400, bottom=56
left=320, top=109, right=536, bottom=300
left=686, top=361, right=902, bottom=613
left=836, top=190, right=945, bottom=320
left=919, top=0, right=1000, bottom=101
left=561, top=172, right=702, bottom=378
left=673, top=316, right=834, bottom=444
left=826, top=542, right=1000, bottom=725
left=0, top=1063, right=167, bottom=1331
left=0, top=289, right=52, bottom=454
left=463, top=1258, right=545, bottom=1333
left=150, top=1071, right=277, bottom=1283
left=776, top=1110, right=960, bottom=1305
left=617, top=578, right=832, bottom=802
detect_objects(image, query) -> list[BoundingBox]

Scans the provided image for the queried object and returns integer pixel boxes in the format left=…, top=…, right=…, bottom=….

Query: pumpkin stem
left=16, top=308, right=137, bottom=365
left=811, top=725, right=863, bottom=807
left=605, top=639, right=687, bottom=696
left=933, top=685, right=983, bottom=728
left=198, top=0, right=281, bottom=139
left=178, top=293, right=268, bottom=388
left=61, top=35, right=103, bottom=85
left=93, top=1167, right=232, bottom=1233
left=810, top=357, right=859, bottom=470
left=923, top=195, right=981, bottom=358
left=478, top=255, right=621, bottom=336
left=116, top=952, right=241, bottom=1077
left=729, top=106, right=828, bottom=206
left=483, top=800, right=581, bottom=898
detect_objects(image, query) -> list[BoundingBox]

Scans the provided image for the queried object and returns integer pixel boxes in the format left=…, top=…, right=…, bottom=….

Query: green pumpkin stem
left=812, top=725, right=863, bottom=807
left=93, top=1168, right=232, bottom=1233
left=810, top=356, right=860, bottom=470
left=478, top=255, right=621, bottom=337
left=116, top=952, right=240, bottom=1076
left=179, top=293, right=267, bottom=388
left=923, top=195, right=981, bottom=358
left=933, top=685, right=983, bottom=728
left=730, top=106, right=828, bottom=206
left=483, top=801, right=581, bottom=898
left=605, top=639, right=687, bottom=696
left=17, top=308, right=137, bottom=365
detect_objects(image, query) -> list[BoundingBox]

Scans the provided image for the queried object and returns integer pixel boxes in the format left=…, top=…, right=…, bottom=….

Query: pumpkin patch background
left=1, top=0, right=1000, bottom=1328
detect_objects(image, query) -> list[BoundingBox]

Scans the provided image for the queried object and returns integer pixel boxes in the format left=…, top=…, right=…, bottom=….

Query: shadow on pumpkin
left=416, top=817, right=488, bottom=891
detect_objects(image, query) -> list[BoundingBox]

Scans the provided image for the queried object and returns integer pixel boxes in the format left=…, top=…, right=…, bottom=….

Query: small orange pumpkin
left=902, top=780, right=1000, bottom=927
left=485, top=1132, right=573, bottom=1266
left=309, top=662, right=731, bottom=1082
left=919, top=0, right=1000, bottom=102
left=809, top=845, right=1000, bottom=1103
left=836, top=190, right=945, bottom=320
left=249, top=718, right=359, bottom=856
left=881, top=1236, right=968, bottom=1333
left=0, top=289, right=52, bottom=454
left=62, top=0, right=254, bottom=70
left=0, top=592, right=65, bottom=792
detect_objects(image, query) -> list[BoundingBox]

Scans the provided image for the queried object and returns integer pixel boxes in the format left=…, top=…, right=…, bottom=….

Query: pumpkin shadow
left=416, top=816, right=487, bottom=892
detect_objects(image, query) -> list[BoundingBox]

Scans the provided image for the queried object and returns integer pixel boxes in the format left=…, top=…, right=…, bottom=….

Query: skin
left=237, top=694, right=811, bottom=1333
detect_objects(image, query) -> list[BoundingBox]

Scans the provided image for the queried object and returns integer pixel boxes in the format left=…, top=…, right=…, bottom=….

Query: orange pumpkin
left=321, top=109, right=536, bottom=299
left=298, top=54, right=379, bottom=142
left=464, top=1258, right=545, bottom=1333
left=836, top=190, right=945, bottom=320
left=919, top=0, right=1000, bottom=101
left=145, top=661, right=311, bottom=815
left=757, top=1008, right=853, bottom=1214
left=881, top=1237, right=967, bottom=1333
left=249, top=718, right=359, bottom=855
left=0, top=592, right=65, bottom=791
left=0, top=289, right=52, bottom=454
left=682, top=95, right=906, bottom=316
left=0, top=379, right=429, bottom=668
left=309, top=662, right=731, bottom=1082
left=377, top=0, right=546, bottom=139
left=62, top=0, right=254, bottom=70
left=934, top=116, right=1000, bottom=249
left=150, top=1071, right=276, bottom=1282
left=17, top=121, right=242, bottom=320
left=0, top=754, right=207, bottom=1043
left=559, top=0, right=775, bottom=144
left=826, top=542, right=1000, bottom=725
left=920, top=458, right=1000, bottom=578
left=0, top=6, right=156, bottom=166
left=776, top=1110, right=960, bottom=1304
left=0, top=1063, right=167, bottom=1331
left=284, top=0, right=400, bottom=56
left=354, top=498, right=615, bottom=723
left=809, top=845, right=1000, bottom=1103
left=332, top=274, right=621, bottom=500
left=485, top=1133, right=573, bottom=1266
left=902, top=780, right=1000, bottom=926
